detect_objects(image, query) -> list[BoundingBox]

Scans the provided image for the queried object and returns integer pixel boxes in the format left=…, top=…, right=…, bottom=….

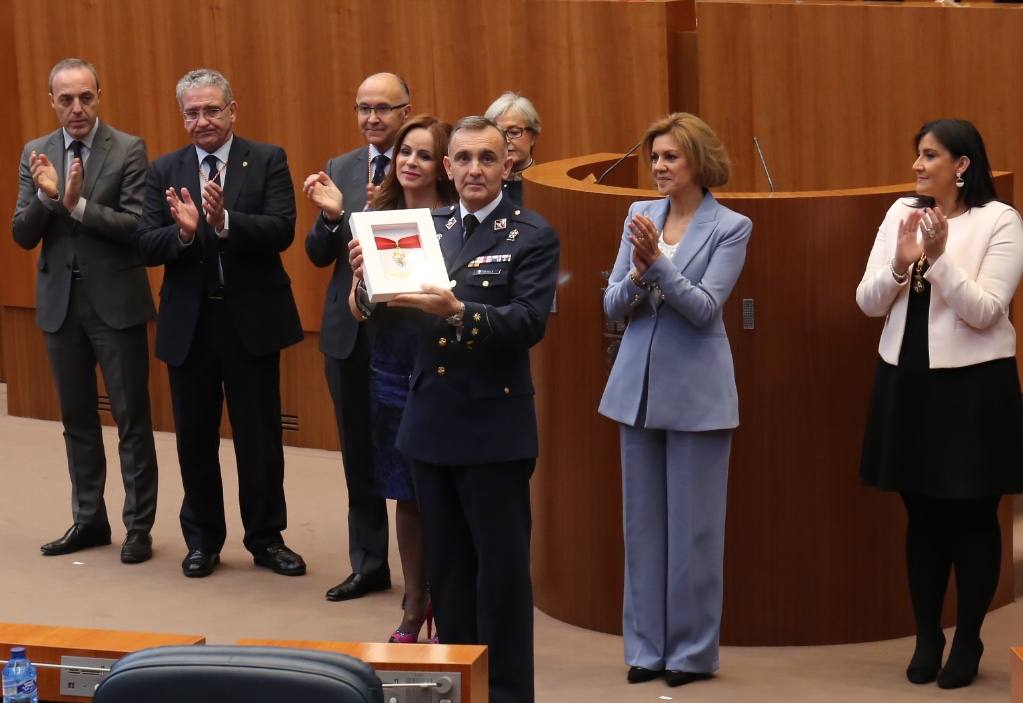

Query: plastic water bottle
left=2, top=647, right=38, bottom=703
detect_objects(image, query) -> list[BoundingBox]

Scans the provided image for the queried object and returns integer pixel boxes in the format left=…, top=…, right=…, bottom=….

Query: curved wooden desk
left=525, top=154, right=1015, bottom=646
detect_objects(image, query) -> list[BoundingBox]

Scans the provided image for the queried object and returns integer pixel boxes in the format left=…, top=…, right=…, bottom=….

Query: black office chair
left=92, top=645, right=383, bottom=703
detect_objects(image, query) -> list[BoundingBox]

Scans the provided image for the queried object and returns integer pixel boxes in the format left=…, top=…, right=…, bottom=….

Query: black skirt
left=859, top=274, right=1023, bottom=499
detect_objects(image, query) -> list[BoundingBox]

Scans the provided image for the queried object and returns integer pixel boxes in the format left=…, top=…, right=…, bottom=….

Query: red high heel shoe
left=388, top=603, right=434, bottom=643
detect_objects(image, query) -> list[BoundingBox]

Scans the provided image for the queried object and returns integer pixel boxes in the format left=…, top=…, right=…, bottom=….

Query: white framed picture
left=350, top=208, right=451, bottom=303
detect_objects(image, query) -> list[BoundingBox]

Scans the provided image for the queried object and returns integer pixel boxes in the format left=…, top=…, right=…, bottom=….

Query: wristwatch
left=445, top=301, right=466, bottom=327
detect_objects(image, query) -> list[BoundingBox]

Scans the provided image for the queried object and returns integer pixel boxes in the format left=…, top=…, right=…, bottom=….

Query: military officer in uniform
left=352, top=115, right=559, bottom=703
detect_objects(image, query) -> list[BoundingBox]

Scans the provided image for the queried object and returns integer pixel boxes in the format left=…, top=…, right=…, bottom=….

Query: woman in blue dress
left=349, top=115, right=457, bottom=642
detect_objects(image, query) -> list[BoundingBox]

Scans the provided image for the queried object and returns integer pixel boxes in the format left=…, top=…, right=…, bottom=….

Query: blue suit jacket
left=396, top=197, right=560, bottom=465
left=598, top=193, right=751, bottom=431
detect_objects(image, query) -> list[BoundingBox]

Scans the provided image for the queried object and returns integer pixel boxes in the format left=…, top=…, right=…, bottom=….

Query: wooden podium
left=525, top=154, right=1016, bottom=646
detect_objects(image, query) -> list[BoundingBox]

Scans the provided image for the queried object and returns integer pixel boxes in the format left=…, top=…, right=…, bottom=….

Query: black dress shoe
left=182, top=549, right=220, bottom=578
left=937, top=639, right=983, bottom=689
left=627, top=666, right=663, bottom=684
left=40, top=524, right=111, bottom=556
left=253, top=543, right=306, bottom=576
left=325, top=569, right=391, bottom=601
left=120, top=530, right=153, bottom=564
left=665, top=670, right=713, bottom=687
left=906, top=632, right=945, bottom=684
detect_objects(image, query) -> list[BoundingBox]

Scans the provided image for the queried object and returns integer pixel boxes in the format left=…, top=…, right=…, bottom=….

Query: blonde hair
left=642, top=112, right=730, bottom=189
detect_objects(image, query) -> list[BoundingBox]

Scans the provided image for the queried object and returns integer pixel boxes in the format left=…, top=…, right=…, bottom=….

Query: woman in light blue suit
left=599, top=113, right=751, bottom=688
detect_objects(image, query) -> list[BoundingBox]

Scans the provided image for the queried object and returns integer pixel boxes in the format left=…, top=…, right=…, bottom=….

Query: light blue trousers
left=620, top=424, right=732, bottom=672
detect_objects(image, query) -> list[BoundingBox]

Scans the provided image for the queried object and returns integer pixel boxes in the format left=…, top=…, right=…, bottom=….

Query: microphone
left=596, top=139, right=645, bottom=185
left=753, top=136, right=776, bottom=193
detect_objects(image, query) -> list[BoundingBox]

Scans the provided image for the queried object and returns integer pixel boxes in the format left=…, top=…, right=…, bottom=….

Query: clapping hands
left=628, top=214, right=661, bottom=276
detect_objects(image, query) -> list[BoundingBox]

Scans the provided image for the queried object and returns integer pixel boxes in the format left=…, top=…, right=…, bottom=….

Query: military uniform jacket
left=395, top=197, right=560, bottom=466
left=12, top=122, right=155, bottom=333
left=135, top=136, right=303, bottom=366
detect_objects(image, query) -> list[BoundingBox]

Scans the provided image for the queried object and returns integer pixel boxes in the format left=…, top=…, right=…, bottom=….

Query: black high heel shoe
left=937, top=639, right=983, bottom=689
left=906, top=632, right=945, bottom=684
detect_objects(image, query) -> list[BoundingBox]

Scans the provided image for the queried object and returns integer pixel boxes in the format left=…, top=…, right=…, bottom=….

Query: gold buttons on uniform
left=438, top=337, right=448, bottom=347
left=503, top=387, right=511, bottom=395
left=437, top=366, right=446, bottom=376
left=482, top=280, right=490, bottom=287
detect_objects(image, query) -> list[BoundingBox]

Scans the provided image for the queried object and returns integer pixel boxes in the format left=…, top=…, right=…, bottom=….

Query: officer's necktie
left=462, top=214, right=479, bottom=243
left=372, top=154, right=390, bottom=185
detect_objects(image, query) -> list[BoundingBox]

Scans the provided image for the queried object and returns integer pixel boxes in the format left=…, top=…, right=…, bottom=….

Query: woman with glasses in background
left=485, top=92, right=541, bottom=205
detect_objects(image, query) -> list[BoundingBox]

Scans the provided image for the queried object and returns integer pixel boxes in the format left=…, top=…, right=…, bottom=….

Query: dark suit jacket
left=396, top=197, right=560, bottom=466
left=304, top=145, right=373, bottom=360
left=135, top=135, right=303, bottom=366
left=12, top=121, right=155, bottom=332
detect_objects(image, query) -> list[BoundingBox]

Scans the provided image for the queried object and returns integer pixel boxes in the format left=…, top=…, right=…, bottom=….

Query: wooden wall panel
left=1, top=307, right=60, bottom=420
left=697, top=1, right=1023, bottom=200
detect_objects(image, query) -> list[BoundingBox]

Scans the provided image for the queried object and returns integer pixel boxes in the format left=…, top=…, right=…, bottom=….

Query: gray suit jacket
left=12, top=121, right=155, bottom=332
left=598, top=193, right=751, bottom=431
left=304, top=145, right=372, bottom=359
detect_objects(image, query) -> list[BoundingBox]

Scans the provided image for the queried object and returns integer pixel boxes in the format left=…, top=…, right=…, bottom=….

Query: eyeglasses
left=503, top=126, right=532, bottom=140
left=182, top=106, right=229, bottom=123
left=355, top=103, right=408, bottom=117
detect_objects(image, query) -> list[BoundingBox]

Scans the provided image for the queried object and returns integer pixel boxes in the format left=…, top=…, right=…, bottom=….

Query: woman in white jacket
left=856, top=119, right=1023, bottom=690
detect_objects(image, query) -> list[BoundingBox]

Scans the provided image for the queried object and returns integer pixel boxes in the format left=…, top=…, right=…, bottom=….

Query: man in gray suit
left=303, top=72, right=410, bottom=600
left=12, top=58, right=158, bottom=564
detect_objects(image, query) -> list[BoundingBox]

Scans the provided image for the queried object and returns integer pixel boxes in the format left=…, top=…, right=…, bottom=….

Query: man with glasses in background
left=136, top=68, right=305, bottom=579
left=13, top=57, right=159, bottom=565
left=303, top=72, right=411, bottom=602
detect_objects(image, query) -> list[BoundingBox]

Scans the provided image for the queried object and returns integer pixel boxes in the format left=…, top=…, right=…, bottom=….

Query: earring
left=955, top=172, right=965, bottom=188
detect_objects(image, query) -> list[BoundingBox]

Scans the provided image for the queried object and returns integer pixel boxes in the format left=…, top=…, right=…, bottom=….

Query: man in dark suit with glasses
left=137, top=68, right=305, bottom=579
left=303, top=72, right=411, bottom=602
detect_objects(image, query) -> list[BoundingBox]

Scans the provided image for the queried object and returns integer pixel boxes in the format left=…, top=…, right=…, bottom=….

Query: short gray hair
left=49, top=58, right=100, bottom=93
left=175, top=68, right=234, bottom=109
left=484, top=92, right=541, bottom=135
left=450, top=116, right=508, bottom=157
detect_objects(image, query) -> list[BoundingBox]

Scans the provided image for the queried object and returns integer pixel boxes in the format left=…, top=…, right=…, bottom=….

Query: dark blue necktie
left=372, top=154, right=390, bottom=185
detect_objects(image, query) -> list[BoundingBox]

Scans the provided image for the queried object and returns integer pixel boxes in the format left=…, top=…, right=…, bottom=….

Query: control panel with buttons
left=377, top=669, right=461, bottom=702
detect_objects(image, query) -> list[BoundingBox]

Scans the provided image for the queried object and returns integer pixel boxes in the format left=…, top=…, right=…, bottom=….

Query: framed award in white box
left=350, top=208, right=451, bottom=303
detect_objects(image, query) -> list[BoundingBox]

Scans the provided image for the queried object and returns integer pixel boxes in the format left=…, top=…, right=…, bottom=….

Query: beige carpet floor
left=1, top=382, right=1020, bottom=702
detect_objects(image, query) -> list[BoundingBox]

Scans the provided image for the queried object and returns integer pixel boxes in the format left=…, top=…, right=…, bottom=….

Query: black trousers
left=900, top=491, right=1001, bottom=647
left=169, top=297, right=287, bottom=554
left=413, top=458, right=535, bottom=703
left=43, top=278, right=158, bottom=533
left=324, top=327, right=389, bottom=576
